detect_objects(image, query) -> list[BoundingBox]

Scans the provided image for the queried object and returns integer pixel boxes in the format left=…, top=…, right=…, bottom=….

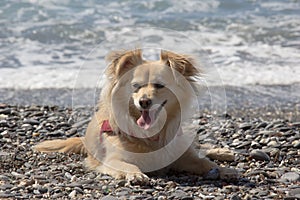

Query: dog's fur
left=34, top=49, right=238, bottom=182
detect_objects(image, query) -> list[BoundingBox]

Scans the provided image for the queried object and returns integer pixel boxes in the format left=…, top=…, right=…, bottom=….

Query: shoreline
left=0, top=84, right=299, bottom=121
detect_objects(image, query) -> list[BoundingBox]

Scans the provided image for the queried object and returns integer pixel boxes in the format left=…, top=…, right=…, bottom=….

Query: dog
left=34, top=49, right=238, bottom=183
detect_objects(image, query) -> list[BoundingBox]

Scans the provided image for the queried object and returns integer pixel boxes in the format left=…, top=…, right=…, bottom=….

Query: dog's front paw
left=126, top=172, right=149, bottom=185
left=219, top=167, right=239, bottom=180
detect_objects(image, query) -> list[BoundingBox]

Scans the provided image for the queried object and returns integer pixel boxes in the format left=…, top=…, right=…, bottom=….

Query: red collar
left=99, top=120, right=113, bottom=143
left=100, top=120, right=113, bottom=133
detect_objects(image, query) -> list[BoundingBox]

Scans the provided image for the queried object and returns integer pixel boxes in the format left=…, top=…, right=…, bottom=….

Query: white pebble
left=68, top=190, right=76, bottom=198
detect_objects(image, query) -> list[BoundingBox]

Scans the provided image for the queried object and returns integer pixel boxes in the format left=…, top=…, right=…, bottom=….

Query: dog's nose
left=139, top=98, right=152, bottom=109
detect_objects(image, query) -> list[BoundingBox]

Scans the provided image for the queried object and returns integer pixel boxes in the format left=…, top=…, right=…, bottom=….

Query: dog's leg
left=172, top=147, right=239, bottom=180
left=98, top=160, right=149, bottom=183
left=85, top=155, right=149, bottom=183
left=34, top=137, right=86, bottom=155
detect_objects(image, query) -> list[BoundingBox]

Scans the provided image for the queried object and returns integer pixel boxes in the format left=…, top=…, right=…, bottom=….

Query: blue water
left=0, top=0, right=299, bottom=88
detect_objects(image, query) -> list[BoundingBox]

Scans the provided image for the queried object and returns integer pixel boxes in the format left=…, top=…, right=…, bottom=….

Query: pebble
left=0, top=114, right=8, bottom=120
left=204, top=168, right=220, bottom=180
left=288, top=188, right=300, bottom=198
left=267, top=140, right=279, bottom=147
left=65, top=128, right=77, bottom=137
left=170, top=190, right=188, bottom=198
left=23, top=118, right=40, bottom=125
left=21, top=123, right=32, bottom=129
left=0, top=175, right=10, bottom=181
left=230, top=194, right=241, bottom=200
left=0, top=108, right=11, bottom=114
left=102, top=195, right=119, bottom=200
left=72, top=119, right=90, bottom=128
left=280, top=172, right=300, bottom=182
left=47, top=130, right=64, bottom=136
left=1, top=130, right=8, bottom=137
left=0, top=193, right=16, bottom=198
left=157, top=196, right=166, bottom=200
left=68, top=190, right=77, bottom=198
left=239, top=123, right=252, bottom=130
left=116, top=190, right=129, bottom=196
left=32, top=132, right=40, bottom=137
left=249, top=150, right=270, bottom=161
left=11, top=171, right=24, bottom=178
left=292, top=140, right=300, bottom=148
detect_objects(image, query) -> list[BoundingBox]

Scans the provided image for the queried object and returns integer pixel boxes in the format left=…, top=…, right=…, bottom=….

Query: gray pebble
left=116, top=190, right=129, bottom=196
left=256, top=122, right=268, bottom=129
left=0, top=193, right=15, bottom=198
left=21, top=123, right=32, bottom=130
left=181, top=196, right=194, bottom=200
left=23, top=118, right=40, bottom=125
left=72, top=119, right=90, bottom=128
left=47, top=130, right=64, bottom=136
left=144, top=189, right=154, bottom=194
left=0, top=108, right=11, bottom=114
left=0, top=184, right=13, bottom=190
left=239, top=123, right=252, bottom=130
left=250, top=150, right=270, bottom=161
left=205, top=168, right=220, bottom=180
left=38, top=186, right=48, bottom=194
left=0, top=130, right=8, bottom=137
left=74, top=186, right=83, bottom=194
left=130, top=195, right=150, bottom=200
left=0, top=175, right=10, bottom=181
left=230, top=194, right=241, bottom=200
left=292, top=122, right=300, bottom=127
left=65, top=172, right=72, bottom=179
left=65, top=128, right=77, bottom=137
left=102, top=195, right=119, bottom=200
left=33, top=189, right=40, bottom=195
left=236, top=141, right=251, bottom=149
left=288, top=188, right=300, bottom=198
left=11, top=171, right=24, bottom=178
left=171, top=190, right=188, bottom=198
left=0, top=120, right=8, bottom=127
left=280, top=172, right=300, bottom=182
left=258, top=190, right=269, bottom=196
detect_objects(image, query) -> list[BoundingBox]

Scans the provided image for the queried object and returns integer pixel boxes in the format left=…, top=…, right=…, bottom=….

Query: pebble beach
left=1, top=0, right=300, bottom=199
left=0, top=88, right=299, bottom=200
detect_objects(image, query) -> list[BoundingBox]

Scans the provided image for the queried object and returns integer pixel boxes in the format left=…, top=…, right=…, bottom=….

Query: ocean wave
left=0, top=0, right=299, bottom=88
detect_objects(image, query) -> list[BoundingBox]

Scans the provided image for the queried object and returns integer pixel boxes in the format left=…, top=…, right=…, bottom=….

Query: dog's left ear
left=160, top=50, right=200, bottom=80
left=106, top=49, right=143, bottom=78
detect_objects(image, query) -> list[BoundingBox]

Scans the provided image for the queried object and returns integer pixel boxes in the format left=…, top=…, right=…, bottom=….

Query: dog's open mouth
left=137, top=100, right=167, bottom=130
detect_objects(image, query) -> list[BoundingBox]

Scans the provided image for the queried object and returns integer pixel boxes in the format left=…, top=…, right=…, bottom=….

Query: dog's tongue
left=137, top=110, right=155, bottom=130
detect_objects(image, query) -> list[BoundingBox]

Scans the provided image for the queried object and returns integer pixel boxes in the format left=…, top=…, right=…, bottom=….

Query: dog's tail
left=34, top=137, right=87, bottom=156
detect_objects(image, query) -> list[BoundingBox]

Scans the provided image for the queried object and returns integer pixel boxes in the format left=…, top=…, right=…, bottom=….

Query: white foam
left=1, top=31, right=300, bottom=89
left=1, top=1, right=300, bottom=89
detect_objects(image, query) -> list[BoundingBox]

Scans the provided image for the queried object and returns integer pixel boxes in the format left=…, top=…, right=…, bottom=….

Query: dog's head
left=106, top=49, right=199, bottom=132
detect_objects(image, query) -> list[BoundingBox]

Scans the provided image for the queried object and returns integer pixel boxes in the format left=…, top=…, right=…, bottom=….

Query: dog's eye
left=153, top=83, right=164, bottom=89
left=132, top=83, right=141, bottom=92
left=132, top=83, right=141, bottom=89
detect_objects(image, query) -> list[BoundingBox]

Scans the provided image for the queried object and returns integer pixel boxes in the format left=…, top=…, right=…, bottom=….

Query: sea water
left=0, top=0, right=300, bottom=89
left=0, top=0, right=299, bottom=90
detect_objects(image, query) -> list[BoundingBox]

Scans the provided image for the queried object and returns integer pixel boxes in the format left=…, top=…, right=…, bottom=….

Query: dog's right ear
left=160, top=50, right=200, bottom=81
left=106, top=49, right=143, bottom=78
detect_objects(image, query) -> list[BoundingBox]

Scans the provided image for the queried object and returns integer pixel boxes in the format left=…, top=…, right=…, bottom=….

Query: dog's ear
left=106, top=49, right=143, bottom=78
left=160, top=50, right=199, bottom=80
